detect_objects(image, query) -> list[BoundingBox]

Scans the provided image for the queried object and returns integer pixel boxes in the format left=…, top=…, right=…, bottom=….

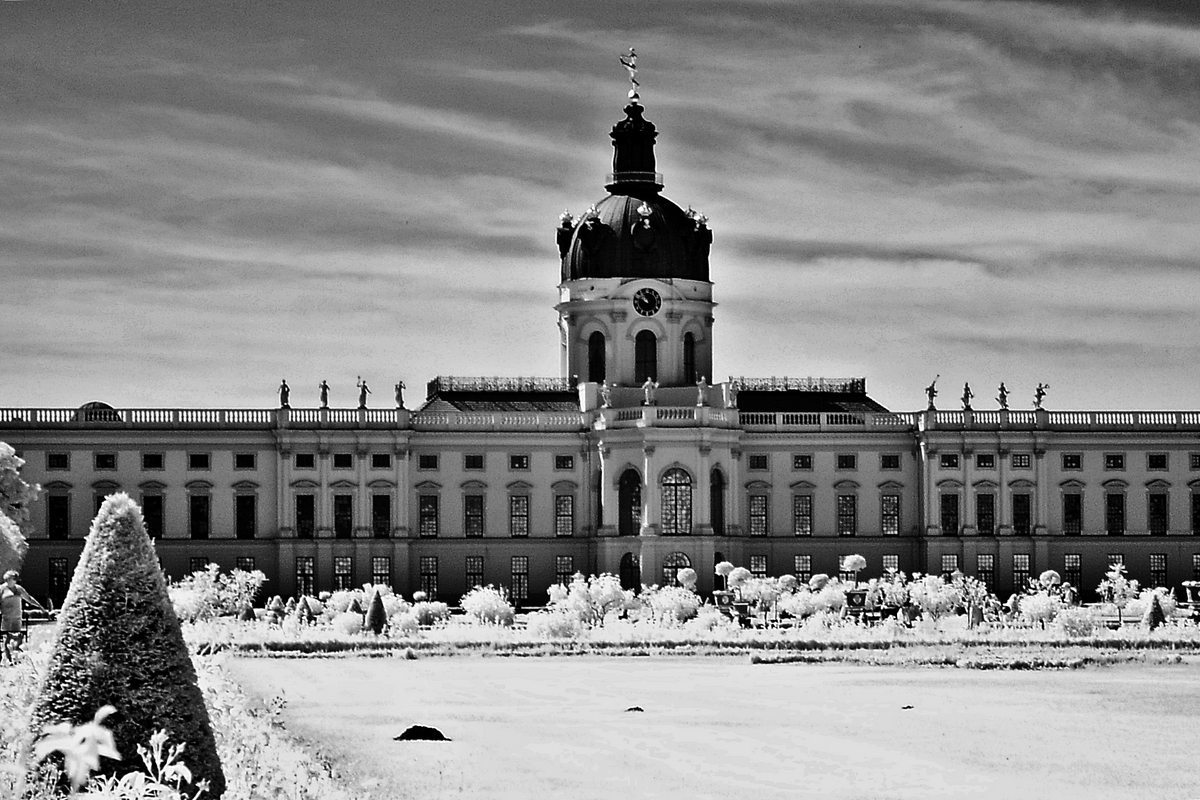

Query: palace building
left=4, top=86, right=1200, bottom=607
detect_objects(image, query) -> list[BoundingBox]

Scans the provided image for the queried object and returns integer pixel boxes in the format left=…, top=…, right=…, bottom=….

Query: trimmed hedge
left=29, top=494, right=225, bottom=797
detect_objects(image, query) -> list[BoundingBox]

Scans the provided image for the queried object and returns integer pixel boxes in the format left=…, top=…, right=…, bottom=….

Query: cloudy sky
left=3, top=0, right=1199, bottom=411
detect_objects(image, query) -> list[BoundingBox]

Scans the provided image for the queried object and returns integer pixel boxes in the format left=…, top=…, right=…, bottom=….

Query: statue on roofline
left=319, top=380, right=330, bottom=409
left=278, top=379, right=290, bottom=408
left=925, top=375, right=939, bottom=411
left=357, top=377, right=371, bottom=409
left=997, top=382, right=1009, bottom=410
left=1034, top=382, right=1049, bottom=410
left=962, top=382, right=974, bottom=411
left=395, top=381, right=406, bottom=409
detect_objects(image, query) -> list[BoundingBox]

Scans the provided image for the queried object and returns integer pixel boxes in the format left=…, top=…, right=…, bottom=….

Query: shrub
left=641, top=586, right=701, bottom=625
left=412, top=601, right=450, bottom=626
left=389, top=611, right=419, bottom=636
left=526, top=610, right=583, bottom=640
left=1020, top=592, right=1063, bottom=626
left=28, top=493, right=225, bottom=797
left=1057, top=607, right=1098, bottom=638
left=0, top=441, right=39, bottom=574
left=332, top=612, right=363, bottom=636
left=460, top=586, right=515, bottom=626
left=547, top=574, right=633, bottom=627
left=365, top=590, right=387, bottom=635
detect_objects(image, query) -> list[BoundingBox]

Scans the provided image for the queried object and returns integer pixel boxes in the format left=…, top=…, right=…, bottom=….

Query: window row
left=414, top=453, right=575, bottom=471
left=414, top=494, right=575, bottom=538
left=48, top=452, right=265, bottom=472
left=750, top=453, right=904, bottom=472
left=45, top=492, right=261, bottom=540
left=937, top=490, right=1200, bottom=536
left=1059, top=452, right=1194, bottom=472
left=749, top=493, right=903, bottom=537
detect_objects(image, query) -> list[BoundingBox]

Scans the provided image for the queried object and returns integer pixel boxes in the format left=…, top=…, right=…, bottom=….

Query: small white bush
left=461, top=586, right=515, bottom=626
left=332, top=611, right=363, bottom=636
left=526, top=610, right=583, bottom=640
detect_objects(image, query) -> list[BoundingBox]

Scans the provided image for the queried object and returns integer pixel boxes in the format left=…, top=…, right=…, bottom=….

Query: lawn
left=226, top=655, right=1200, bottom=800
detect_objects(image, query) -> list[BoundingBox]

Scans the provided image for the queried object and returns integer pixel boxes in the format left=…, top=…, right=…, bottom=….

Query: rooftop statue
left=278, top=379, right=290, bottom=408
left=1035, top=382, right=1049, bottom=410
left=319, top=380, right=330, bottom=409
left=357, top=377, right=371, bottom=409
left=962, top=382, right=974, bottom=410
left=925, top=375, right=939, bottom=410
left=997, top=382, right=1009, bottom=410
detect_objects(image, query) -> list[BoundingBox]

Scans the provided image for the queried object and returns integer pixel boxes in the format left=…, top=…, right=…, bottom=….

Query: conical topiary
left=348, top=596, right=365, bottom=615
left=365, top=589, right=386, bottom=635
left=296, top=596, right=316, bottom=625
left=1145, top=593, right=1168, bottom=630
left=28, top=493, right=225, bottom=797
left=238, top=604, right=257, bottom=623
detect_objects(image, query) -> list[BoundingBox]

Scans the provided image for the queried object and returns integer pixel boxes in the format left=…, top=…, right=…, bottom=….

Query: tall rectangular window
left=1148, top=493, right=1168, bottom=535
left=881, top=494, right=900, bottom=537
left=1063, top=493, right=1082, bottom=536
left=333, top=556, right=353, bottom=591
left=977, top=554, right=995, bottom=591
left=465, top=556, right=484, bottom=590
left=510, top=556, right=529, bottom=603
left=419, top=495, right=439, bottom=537
left=749, top=555, right=767, bottom=578
left=793, top=495, right=812, bottom=536
left=1012, top=553, right=1030, bottom=592
left=47, top=495, right=71, bottom=540
left=975, top=493, right=995, bottom=536
left=189, top=495, right=210, bottom=540
left=235, top=495, right=256, bottom=540
left=333, top=495, right=353, bottom=539
left=296, top=557, right=315, bottom=597
left=372, top=556, right=391, bottom=587
left=555, top=495, right=574, bottom=537
left=1149, top=553, right=1167, bottom=588
left=882, top=554, right=900, bottom=574
left=420, top=556, right=439, bottom=600
left=464, top=494, right=486, bottom=538
left=1012, top=494, right=1031, bottom=536
left=48, top=557, right=70, bottom=606
left=1063, top=553, right=1081, bottom=589
left=372, top=495, right=391, bottom=538
left=295, top=494, right=315, bottom=538
left=748, top=495, right=769, bottom=537
left=837, top=494, right=857, bottom=537
left=941, top=554, right=959, bottom=575
left=793, top=555, right=811, bottom=583
left=940, top=494, right=959, bottom=536
left=555, top=555, right=574, bottom=586
left=1106, top=493, right=1125, bottom=536
left=509, top=495, right=529, bottom=538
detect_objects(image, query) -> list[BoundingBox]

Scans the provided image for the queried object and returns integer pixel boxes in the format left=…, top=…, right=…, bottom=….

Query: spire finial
left=619, top=48, right=640, bottom=102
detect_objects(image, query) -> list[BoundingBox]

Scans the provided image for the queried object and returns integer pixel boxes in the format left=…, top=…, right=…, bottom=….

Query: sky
left=2, top=0, right=1199, bottom=411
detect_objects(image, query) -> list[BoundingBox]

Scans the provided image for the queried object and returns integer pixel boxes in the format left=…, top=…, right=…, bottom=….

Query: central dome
left=557, top=99, right=712, bottom=283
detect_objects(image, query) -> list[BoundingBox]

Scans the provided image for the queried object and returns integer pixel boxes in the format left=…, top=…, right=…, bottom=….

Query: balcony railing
left=737, top=411, right=917, bottom=431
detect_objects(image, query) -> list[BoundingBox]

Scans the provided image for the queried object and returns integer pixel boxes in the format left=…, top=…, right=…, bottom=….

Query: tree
left=365, top=588, right=387, bottom=635
left=29, top=493, right=225, bottom=797
left=0, top=441, right=40, bottom=574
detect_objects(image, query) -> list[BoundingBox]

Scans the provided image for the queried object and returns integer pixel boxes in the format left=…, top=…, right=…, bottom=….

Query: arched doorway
left=618, top=469, right=642, bottom=537
left=710, top=468, right=726, bottom=536
left=619, top=552, right=641, bottom=591
left=635, top=330, right=657, bottom=383
left=660, top=468, right=692, bottom=536
left=662, top=552, right=692, bottom=588
left=588, top=331, right=606, bottom=383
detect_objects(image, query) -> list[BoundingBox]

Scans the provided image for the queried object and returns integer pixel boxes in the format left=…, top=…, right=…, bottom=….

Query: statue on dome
left=278, top=379, right=290, bottom=408
left=319, top=380, right=330, bottom=409
left=599, top=380, right=612, bottom=408
left=696, top=376, right=708, bottom=407
left=1034, top=383, right=1049, bottom=410
left=394, top=381, right=406, bottom=409
left=641, top=377, right=658, bottom=406
left=925, top=375, right=939, bottom=410
left=728, top=380, right=739, bottom=409
left=961, top=382, right=973, bottom=410
left=997, top=382, right=1009, bottom=410
left=556, top=211, right=575, bottom=259
left=619, top=48, right=639, bottom=100
left=357, top=377, right=371, bottom=409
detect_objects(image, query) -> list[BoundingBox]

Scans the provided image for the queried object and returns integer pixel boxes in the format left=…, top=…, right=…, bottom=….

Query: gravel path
left=227, top=655, right=1200, bottom=800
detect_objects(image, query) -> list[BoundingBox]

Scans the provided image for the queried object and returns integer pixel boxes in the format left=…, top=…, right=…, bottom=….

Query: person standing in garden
left=1, top=569, right=46, bottom=664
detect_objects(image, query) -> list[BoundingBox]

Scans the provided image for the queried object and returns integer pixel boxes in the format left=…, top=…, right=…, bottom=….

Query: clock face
left=632, top=288, right=662, bottom=317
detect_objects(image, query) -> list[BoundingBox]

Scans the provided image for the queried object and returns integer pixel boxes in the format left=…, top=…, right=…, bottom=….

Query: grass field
left=227, top=655, right=1200, bottom=800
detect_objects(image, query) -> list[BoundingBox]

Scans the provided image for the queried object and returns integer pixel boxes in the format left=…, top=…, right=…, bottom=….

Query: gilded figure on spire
left=619, top=48, right=639, bottom=99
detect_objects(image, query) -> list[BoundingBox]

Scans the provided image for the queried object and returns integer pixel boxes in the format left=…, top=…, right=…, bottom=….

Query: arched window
left=662, top=552, right=692, bottom=588
left=661, top=468, right=692, bottom=536
left=587, top=331, right=606, bottom=384
left=683, top=333, right=696, bottom=385
left=619, top=552, right=641, bottom=591
left=635, top=330, right=657, bottom=383
left=618, top=469, right=642, bottom=537
left=710, top=468, right=726, bottom=536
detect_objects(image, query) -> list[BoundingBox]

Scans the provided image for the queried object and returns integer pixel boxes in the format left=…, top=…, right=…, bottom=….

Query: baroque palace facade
left=5, top=90, right=1200, bottom=607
